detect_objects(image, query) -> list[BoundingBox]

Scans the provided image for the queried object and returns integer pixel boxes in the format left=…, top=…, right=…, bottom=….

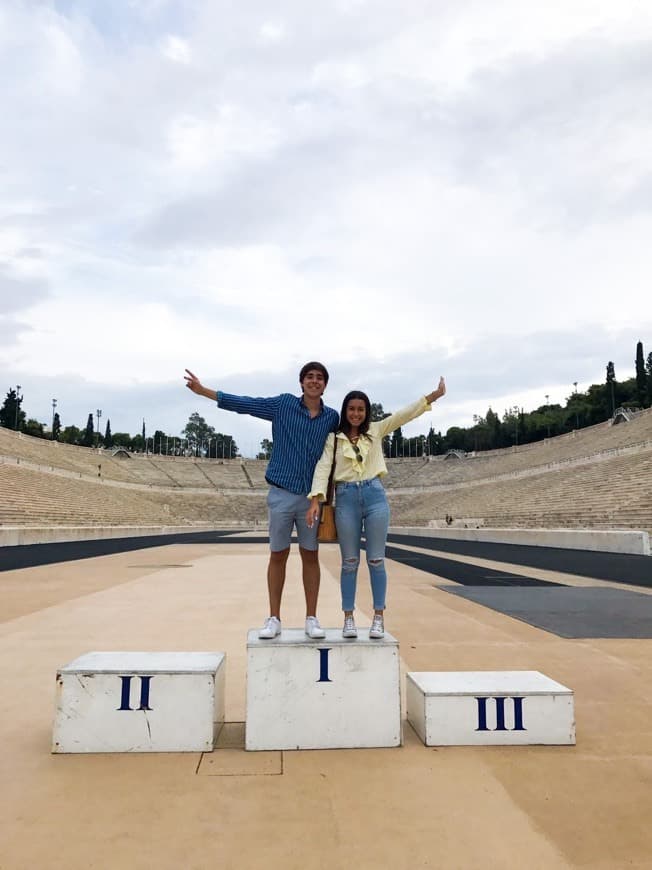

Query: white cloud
left=165, top=106, right=282, bottom=173
left=258, top=22, right=287, bottom=44
left=161, top=35, right=192, bottom=64
left=0, top=0, right=651, bottom=452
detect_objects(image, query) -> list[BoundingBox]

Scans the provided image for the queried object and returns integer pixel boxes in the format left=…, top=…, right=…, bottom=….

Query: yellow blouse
left=309, top=396, right=431, bottom=500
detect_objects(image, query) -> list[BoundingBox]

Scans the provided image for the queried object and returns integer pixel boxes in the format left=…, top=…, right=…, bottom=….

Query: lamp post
left=544, top=396, right=550, bottom=437
left=14, top=385, right=21, bottom=431
left=96, top=409, right=102, bottom=448
left=51, top=398, right=57, bottom=440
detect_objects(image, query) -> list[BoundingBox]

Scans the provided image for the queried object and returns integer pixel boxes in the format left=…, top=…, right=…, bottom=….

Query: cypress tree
left=606, top=361, right=616, bottom=416
left=635, top=341, right=646, bottom=406
left=82, top=413, right=94, bottom=447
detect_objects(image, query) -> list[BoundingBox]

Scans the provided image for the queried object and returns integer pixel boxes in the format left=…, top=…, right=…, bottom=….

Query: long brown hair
left=338, top=391, right=372, bottom=440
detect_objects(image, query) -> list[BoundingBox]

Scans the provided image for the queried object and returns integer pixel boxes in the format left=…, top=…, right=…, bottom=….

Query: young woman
left=306, top=377, right=446, bottom=639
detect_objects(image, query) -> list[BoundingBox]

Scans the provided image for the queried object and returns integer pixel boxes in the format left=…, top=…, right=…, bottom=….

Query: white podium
left=52, top=651, right=225, bottom=753
left=407, top=671, right=575, bottom=746
left=246, top=629, right=401, bottom=750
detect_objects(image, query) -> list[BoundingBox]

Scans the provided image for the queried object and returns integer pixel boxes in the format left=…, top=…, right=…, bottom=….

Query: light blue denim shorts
left=267, top=485, right=318, bottom=552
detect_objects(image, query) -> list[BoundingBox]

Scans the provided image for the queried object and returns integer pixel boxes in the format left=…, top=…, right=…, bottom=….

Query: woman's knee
left=342, top=556, right=359, bottom=574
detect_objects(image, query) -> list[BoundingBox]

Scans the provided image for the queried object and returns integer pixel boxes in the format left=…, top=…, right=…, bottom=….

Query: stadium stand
left=1, top=408, right=651, bottom=537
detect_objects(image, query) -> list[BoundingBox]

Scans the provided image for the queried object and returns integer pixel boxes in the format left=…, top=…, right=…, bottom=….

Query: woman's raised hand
left=427, top=377, right=446, bottom=403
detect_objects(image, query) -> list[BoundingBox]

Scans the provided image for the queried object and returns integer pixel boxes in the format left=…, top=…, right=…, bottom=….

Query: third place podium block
left=406, top=670, right=576, bottom=746
left=246, top=629, right=401, bottom=750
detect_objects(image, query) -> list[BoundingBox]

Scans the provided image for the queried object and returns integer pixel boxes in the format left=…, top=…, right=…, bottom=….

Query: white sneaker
left=369, top=614, right=385, bottom=639
left=259, top=616, right=281, bottom=639
left=342, top=615, right=358, bottom=638
left=305, top=616, right=326, bottom=639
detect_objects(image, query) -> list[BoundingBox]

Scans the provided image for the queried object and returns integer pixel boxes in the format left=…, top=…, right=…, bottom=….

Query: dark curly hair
left=299, top=361, right=329, bottom=385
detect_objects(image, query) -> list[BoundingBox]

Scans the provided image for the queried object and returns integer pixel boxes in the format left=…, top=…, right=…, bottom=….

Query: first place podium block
left=246, top=629, right=401, bottom=750
left=407, top=670, right=575, bottom=746
left=52, top=651, right=225, bottom=753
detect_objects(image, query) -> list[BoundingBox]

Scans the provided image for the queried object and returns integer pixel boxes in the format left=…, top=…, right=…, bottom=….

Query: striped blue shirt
left=216, top=391, right=339, bottom=494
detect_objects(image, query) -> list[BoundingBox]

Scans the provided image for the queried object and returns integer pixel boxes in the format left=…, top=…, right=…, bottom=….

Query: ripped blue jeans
left=335, top=478, right=390, bottom=612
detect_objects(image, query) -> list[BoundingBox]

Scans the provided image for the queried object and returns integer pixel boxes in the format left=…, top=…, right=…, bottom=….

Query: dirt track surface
left=1, top=537, right=651, bottom=870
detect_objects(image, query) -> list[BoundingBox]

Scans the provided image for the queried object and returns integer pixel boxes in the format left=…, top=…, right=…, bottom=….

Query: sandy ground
left=1, top=538, right=651, bottom=870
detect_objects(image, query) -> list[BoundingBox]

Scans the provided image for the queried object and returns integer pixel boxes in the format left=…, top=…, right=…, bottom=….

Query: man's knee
left=269, top=547, right=290, bottom=566
left=299, top=546, right=319, bottom=564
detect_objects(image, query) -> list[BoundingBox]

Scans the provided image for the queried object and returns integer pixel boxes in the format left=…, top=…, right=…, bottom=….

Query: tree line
left=441, top=340, right=652, bottom=455
left=0, top=396, right=238, bottom=459
left=2, top=340, right=650, bottom=459
left=259, top=340, right=652, bottom=458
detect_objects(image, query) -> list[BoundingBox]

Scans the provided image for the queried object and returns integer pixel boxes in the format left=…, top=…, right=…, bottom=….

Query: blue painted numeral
left=117, top=675, right=153, bottom=710
left=317, top=648, right=332, bottom=682
left=475, top=696, right=525, bottom=731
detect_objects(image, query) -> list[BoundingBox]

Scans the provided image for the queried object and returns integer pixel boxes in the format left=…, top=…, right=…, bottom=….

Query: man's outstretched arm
left=184, top=369, right=217, bottom=402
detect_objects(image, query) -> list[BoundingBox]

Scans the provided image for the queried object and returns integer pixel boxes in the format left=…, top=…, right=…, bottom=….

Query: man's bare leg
left=267, top=548, right=290, bottom=618
left=299, top=546, right=320, bottom=616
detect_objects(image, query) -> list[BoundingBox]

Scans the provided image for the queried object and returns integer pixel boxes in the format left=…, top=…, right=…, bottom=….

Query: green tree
left=52, top=412, right=61, bottom=441
left=104, top=419, right=113, bottom=449
left=426, top=426, right=443, bottom=455
left=23, top=418, right=45, bottom=438
left=486, top=408, right=502, bottom=448
left=444, top=426, right=466, bottom=451
left=635, top=341, right=647, bottom=407
left=501, top=406, right=522, bottom=445
left=112, top=432, right=131, bottom=448
left=60, top=425, right=81, bottom=444
left=216, top=433, right=238, bottom=459
left=369, top=403, right=387, bottom=422
left=182, top=412, right=216, bottom=456
left=565, top=390, right=589, bottom=430
left=390, top=426, right=404, bottom=457
left=647, top=352, right=652, bottom=406
left=259, top=438, right=273, bottom=459
left=404, top=435, right=425, bottom=457
left=82, top=413, right=94, bottom=447
left=152, top=429, right=166, bottom=454
left=370, top=402, right=392, bottom=456
left=0, top=388, right=25, bottom=431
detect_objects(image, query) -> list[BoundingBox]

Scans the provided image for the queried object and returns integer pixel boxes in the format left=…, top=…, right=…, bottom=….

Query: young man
left=184, top=363, right=338, bottom=639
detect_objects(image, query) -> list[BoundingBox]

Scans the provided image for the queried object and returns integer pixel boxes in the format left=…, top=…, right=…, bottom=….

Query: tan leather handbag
left=317, top=437, right=338, bottom=543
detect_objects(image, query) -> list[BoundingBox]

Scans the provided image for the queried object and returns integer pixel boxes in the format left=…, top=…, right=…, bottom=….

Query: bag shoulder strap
left=325, top=433, right=338, bottom=505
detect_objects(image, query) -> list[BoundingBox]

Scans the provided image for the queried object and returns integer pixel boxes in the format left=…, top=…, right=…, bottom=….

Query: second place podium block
left=53, top=651, right=225, bottom=753
left=246, top=629, right=401, bottom=750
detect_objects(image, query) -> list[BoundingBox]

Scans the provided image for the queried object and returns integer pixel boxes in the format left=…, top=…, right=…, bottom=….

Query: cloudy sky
left=2, top=0, right=651, bottom=456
